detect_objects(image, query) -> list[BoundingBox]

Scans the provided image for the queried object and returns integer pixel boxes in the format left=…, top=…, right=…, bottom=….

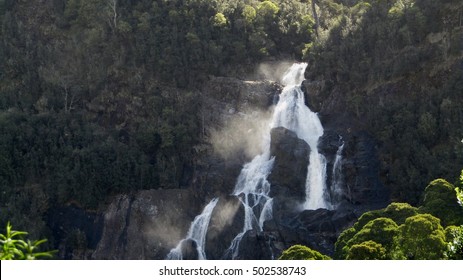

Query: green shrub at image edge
left=279, top=245, right=331, bottom=260
left=0, top=222, right=57, bottom=260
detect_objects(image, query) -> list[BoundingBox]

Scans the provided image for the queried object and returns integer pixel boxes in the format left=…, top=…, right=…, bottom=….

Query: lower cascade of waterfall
left=330, top=137, right=345, bottom=206
left=166, top=63, right=337, bottom=260
left=166, top=198, right=218, bottom=260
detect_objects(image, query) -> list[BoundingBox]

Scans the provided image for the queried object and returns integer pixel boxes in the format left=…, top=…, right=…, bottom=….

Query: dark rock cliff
left=268, top=127, right=311, bottom=204
left=92, top=189, right=202, bottom=259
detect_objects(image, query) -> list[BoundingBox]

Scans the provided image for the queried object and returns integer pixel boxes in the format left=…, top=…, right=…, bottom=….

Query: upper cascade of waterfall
left=270, top=63, right=329, bottom=210
left=281, top=63, right=307, bottom=86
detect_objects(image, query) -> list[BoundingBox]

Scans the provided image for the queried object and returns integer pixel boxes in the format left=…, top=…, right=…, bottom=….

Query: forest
left=0, top=0, right=462, bottom=259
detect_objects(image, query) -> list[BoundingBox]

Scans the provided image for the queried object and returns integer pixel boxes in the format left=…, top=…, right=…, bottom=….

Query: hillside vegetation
left=0, top=0, right=462, bottom=257
left=306, top=0, right=463, bottom=204
left=0, top=0, right=318, bottom=241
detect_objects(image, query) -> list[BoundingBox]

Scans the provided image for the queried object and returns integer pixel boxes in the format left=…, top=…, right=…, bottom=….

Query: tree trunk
left=311, top=0, right=320, bottom=38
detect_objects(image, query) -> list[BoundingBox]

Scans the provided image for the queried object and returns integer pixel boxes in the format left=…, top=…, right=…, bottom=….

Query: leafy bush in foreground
left=0, top=222, right=56, bottom=260
left=279, top=245, right=331, bottom=260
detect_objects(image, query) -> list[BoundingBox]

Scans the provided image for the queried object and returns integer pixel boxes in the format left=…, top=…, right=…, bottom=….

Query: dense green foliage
left=336, top=172, right=463, bottom=260
left=445, top=173, right=463, bottom=259
left=347, top=240, right=386, bottom=260
left=0, top=222, right=56, bottom=260
left=336, top=205, right=449, bottom=259
left=344, top=217, right=401, bottom=259
left=306, top=0, right=463, bottom=205
left=420, top=179, right=463, bottom=227
left=446, top=225, right=463, bottom=259
left=0, top=0, right=318, bottom=241
left=352, top=202, right=419, bottom=231
left=279, top=244, right=331, bottom=260
left=457, top=170, right=463, bottom=205
left=398, top=214, right=447, bottom=259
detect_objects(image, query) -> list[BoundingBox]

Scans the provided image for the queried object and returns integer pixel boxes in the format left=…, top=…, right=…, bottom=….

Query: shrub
left=398, top=214, right=447, bottom=260
left=0, top=222, right=56, bottom=260
left=347, top=217, right=400, bottom=258
left=279, top=245, right=331, bottom=260
left=347, top=240, right=387, bottom=260
left=420, top=179, right=463, bottom=227
left=445, top=225, right=463, bottom=259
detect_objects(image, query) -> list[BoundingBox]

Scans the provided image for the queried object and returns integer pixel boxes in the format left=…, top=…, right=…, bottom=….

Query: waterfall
left=225, top=63, right=330, bottom=258
left=166, top=198, right=219, bottom=260
left=331, top=138, right=345, bottom=205
left=166, top=62, right=333, bottom=260
left=259, top=198, right=273, bottom=230
left=270, top=63, right=329, bottom=210
left=224, top=151, right=275, bottom=259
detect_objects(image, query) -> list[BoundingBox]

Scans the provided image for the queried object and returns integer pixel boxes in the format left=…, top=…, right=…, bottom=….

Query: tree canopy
left=279, top=245, right=331, bottom=260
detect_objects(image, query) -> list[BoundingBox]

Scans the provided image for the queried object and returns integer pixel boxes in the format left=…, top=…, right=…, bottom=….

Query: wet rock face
left=202, top=76, right=281, bottom=112
left=244, top=208, right=357, bottom=257
left=318, top=129, right=389, bottom=209
left=92, top=189, right=202, bottom=259
left=196, top=77, right=284, bottom=198
left=342, top=131, right=389, bottom=207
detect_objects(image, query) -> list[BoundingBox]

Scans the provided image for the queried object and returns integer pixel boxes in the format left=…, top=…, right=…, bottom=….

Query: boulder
left=179, top=239, right=199, bottom=260
left=202, top=76, right=281, bottom=112
left=234, top=230, right=274, bottom=260
left=205, top=195, right=245, bottom=259
left=292, top=208, right=357, bottom=255
left=267, top=127, right=311, bottom=223
left=268, top=127, right=310, bottom=201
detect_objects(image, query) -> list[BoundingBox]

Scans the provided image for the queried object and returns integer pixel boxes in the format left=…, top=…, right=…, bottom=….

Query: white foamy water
left=166, top=198, right=218, bottom=260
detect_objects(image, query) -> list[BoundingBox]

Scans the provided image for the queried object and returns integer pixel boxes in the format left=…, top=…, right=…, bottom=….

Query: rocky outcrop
left=318, top=129, right=389, bottom=211
left=290, top=209, right=357, bottom=255
left=301, top=80, right=326, bottom=112
left=268, top=127, right=310, bottom=202
left=195, top=76, right=284, bottom=197
left=92, top=189, right=202, bottom=259
left=205, top=195, right=244, bottom=259
left=178, top=239, right=199, bottom=260
left=203, top=76, right=281, bottom=113
left=342, top=131, right=389, bottom=208
left=234, top=230, right=275, bottom=260
left=267, top=127, right=311, bottom=224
